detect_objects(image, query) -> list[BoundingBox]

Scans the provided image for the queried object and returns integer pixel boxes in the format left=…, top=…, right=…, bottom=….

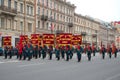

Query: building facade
left=36, top=0, right=76, bottom=34
left=74, top=13, right=100, bottom=47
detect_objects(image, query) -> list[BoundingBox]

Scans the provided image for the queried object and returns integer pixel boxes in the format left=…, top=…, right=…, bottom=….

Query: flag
left=51, top=23, right=54, bottom=31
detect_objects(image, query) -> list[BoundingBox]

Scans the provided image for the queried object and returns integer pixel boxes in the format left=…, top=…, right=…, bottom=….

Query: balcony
left=92, top=34, right=97, bottom=38
left=41, top=15, right=48, bottom=21
left=81, top=32, right=87, bottom=36
left=68, top=23, right=73, bottom=27
left=0, top=5, right=17, bottom=16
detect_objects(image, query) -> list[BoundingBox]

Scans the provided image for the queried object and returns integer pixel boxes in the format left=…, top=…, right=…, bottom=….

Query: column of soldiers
left=2, top=41, right=119, bottom=62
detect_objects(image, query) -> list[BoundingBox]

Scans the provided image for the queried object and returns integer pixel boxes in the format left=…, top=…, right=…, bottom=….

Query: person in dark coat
left=4, top=46, right=8, bottom=59
left=27, top=41, right=33, bottom=61
left=9, top=46, right=13, bottom=59
left=23, top=42, right=27, bottom=60
left=61, top=46, right=65, bottom=59
left=38, top=46, right=42, bottom=58
left=0, top=47, right=3, bottom=56
left=48, top=45, right=53, bottom=60
left=76, top=45, right=83, bottom=62
left=41, top=45, right=47, bottom=59
left=100, top=45, right=106, bottom=59
left=66, top=45, right=71, bottom=61
left=55, top=46, right=60, bottom=60
left=112, top=45, right=118, bottom=58
left=86, top=44, right=92, bottom=61
left=33, top=45, right=38, bottom=59
left=107, top=45, right=112, bottom=59
left=13, top=46, right=18, bottom=59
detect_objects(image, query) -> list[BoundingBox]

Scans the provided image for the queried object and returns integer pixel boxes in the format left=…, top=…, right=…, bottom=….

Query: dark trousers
left=9, top=52, right=12, bottom=59
left=19, top=54, right=22, bottom=60
left=66, top=54, right=69, bottom=61
left=39, top=52, right=41, bottom=58
left=102, top=52, right=105, bottom=59
left=87, top=52, right=91, bottom=61
left=42, top=53, right=46, bottom=59
left=77, top=54, right=81, bottom=62
left=114, top=52, right=117, bottom=58
left=49, top=53, right=52, bottom=60
left=109, top=52, right=112, bottom=59
left=61, top=52, right=64, bottom=59
left=4, top=54, right=7, bottom=59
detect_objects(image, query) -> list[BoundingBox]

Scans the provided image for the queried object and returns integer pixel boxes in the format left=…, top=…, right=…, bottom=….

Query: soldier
left=70, top=46, right=74, bottom=59
left=92, top=44, right=96, bottom=56
left=112, top=45, right=118, bottom=58
left=86, top=44, right=92, bottom=61
left=27, top=41, right=33, bottom=61
left=100, top=45, right=106, bottom=59
left=55, top=45, right=60, bottom=60
left=76, top=45, right=83, bottom=62
left=4, top=46, right=8, bottom=59
left=61, top=46, right=65, bottom=59
left=23, top=42, right=27, bottom=60
left=0, top=47, right=3, bottom=56
left=38, top=46, right=42, bottom=58
left=9, top=46, right=13, bottom=59
left=107, top=45, right=112, bottom=59
left=33, top=45, right=38, bottom=59
left=41, top=45, right=47, bottom=59
left=48, top=45, right=53, bottom=60
left=13, top=46, right=18, bottom=59
left=66, top=45, right=71, bottom=61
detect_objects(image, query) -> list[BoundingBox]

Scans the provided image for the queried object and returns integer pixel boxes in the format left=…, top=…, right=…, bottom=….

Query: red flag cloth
left=18, top=43, right=23, bottom=55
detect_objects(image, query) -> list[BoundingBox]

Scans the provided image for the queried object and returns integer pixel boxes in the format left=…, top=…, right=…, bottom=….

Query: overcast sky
left=67, top=0, right=120, bottom=22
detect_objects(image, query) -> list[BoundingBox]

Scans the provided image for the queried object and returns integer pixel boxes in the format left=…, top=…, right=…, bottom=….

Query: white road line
left=0, top=60, right=21, bottom=64
left=18, top=63, right=45, bottom=68
left=105, top=73, right=120, bottom=80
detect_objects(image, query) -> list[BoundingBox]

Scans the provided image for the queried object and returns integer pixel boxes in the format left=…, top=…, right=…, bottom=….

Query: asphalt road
left=0, top=53, right=120, bottom=80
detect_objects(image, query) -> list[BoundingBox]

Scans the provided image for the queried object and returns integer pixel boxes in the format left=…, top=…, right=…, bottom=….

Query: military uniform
left=4, top=46, right=8, bottom=59
left=86, top=44, right=92, bottom=61
left=48, top=45, right=53, bottom=60
left=42, top=45, right=47, bottom=59
left=38, top=46, right=42, bottom=58
left=76, top=45, right=83, bottom=62
left=23, top=44, right=27, bottom=60
left=61, top=46, right=65, bottom=59
left=27, top=43, right=33, bottom=61
left=66, top=45, right=71, bottom=61
left=55, top=46, right=60, bottom=60
left=100, top=45, right=106, bottom=59
left=107, top=46, right=112, bottom=59
left=33, top=45, right=38, bottom=59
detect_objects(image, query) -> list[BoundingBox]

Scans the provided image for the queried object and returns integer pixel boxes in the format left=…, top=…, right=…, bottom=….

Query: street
left=0, top=53, right=120, bottom=80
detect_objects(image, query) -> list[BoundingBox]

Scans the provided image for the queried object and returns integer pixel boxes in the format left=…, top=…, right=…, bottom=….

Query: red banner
left=31, top=34, right=41, bottom=46
left=20, top=35, right=28, bottom=42
left=43, top=34, right=55, bottom=46
left=72, top=35, right=82, bottom=45
left=58, top=33, right=72, bottom=46
left=3, top=36, right=11, bottom=46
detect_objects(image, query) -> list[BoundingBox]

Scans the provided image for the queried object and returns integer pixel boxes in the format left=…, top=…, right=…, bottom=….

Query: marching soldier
left=107, top=45, right=112, bottom=59
left=76, top=45, right=83, bottom=62
left=33, top=45, right=38, bottom=59
left=92, top=44, right=96, bottom=56
left=70, top=46, right=74, bottom=59
left=55, top=45, right=60, bottom=60
left=42, top=45, right=47, bottom=59
left=66, top=45, right=71, bottom=61
left=86, top=44, right=92, bottom=61
left=38, top=46, right=42, bottom=58
left=27, top=41, right=33, bottom=61
left=4, top=46, right=8, bottom=59
left=61, top=46, right=65, bottom=59
left=48, top=45, right=53, bottom=60
left=112, top=45, right=118, bottom=58
left=9, top=46, right=13, bottom=59
left=23, top=42, right=27, bottom=60
left=100, top=45, right=106, bottom=59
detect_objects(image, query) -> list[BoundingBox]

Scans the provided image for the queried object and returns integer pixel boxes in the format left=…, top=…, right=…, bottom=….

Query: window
left=20, top=21, right=23, bottom=31
left=14, top=20, right=17, bottom=30
left=27, top=5, right=29, bottom=15
left=0, top=18, right=4, bottom=29
left=0, top=0, right=4, bottom=5
left=38, top=21, right=40, bottom=28
left=46, top=0, right=48, bottom=7
left=46, top=10, right=48, bottom=16
left=42, top=8, right=44, bottom=15
left=42, top=0, right=44, bottom=5
left=38, top=7, right=40, bottom=15
left=30, top=6, right=33, bottom=15
left=28, top=23, right=32, bottom=32
left=14, top=1, right=17, bottom=10
left=46, top=23, right=49, bottom=30
left=20, top=3, right=23, bottom=13
left=8, top=0, right=11, bottom=9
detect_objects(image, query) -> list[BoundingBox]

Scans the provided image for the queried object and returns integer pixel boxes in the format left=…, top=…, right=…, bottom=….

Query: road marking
left=0, top=60, right=21, bottom=64
left=18, top=63, right=45, bottom=67
left=105, top=73, right=120, bottom=80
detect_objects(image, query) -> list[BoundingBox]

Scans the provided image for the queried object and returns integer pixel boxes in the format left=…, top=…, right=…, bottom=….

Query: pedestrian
left=38, top=46, right=42, bottom=58
left=112, top=45, right=118, bottom=58
left=61, top=46, right=65, bottom=59
left=9, top=46, right=13, bottom=59
left=48, top=45, right=53, bottom=60
left=0, top=47, right=3, bottom=56
left=23, top=42, right=27, bottom=60
left=4, top=46, right=8, bottom=59
left=27, top=41, right=33, bottom=61
left=34, top=45, right=38, bottom=59
left=66, top=45, right=71, bottom=61
left=92, top=44, right=96, bottom=56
